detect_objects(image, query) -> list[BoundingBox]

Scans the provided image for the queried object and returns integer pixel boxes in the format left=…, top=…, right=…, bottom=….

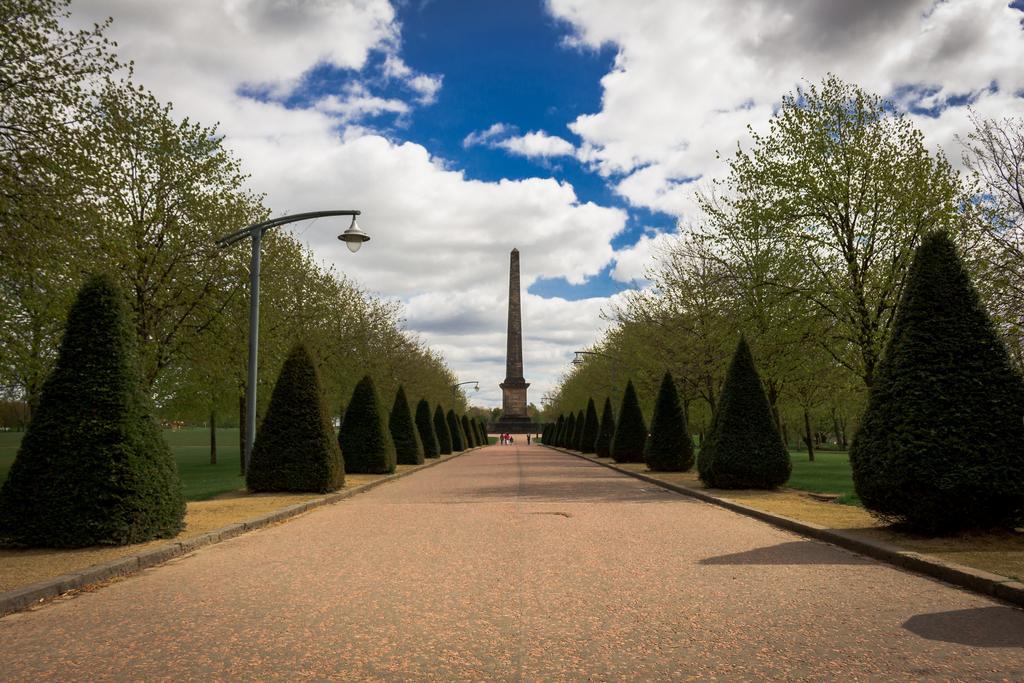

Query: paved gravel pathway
left=1, top=444, right=1022, bottom=680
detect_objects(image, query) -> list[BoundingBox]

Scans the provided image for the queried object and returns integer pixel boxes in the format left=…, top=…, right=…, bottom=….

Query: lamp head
left=338, top=215, right=370, bottom=253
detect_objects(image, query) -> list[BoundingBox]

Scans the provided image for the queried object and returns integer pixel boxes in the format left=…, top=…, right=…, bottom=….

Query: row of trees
left=0, top=1, right=465, bottom=445
left=547, top=76, right=1024, bottom=464
left=548, top=230, right=1024, bottom=532
left=0, top=275, right=490, bottom=547
left=247, top=344, right=489, bottom=493
left=545, top=343, right=788, bottom=488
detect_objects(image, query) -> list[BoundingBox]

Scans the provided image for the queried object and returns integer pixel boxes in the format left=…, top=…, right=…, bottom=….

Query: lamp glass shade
left=339, top=215, right=370, bottom=253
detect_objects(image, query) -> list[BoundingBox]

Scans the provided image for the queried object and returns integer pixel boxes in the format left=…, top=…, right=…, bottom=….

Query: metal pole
left=244, top=228, right=262, bottom=472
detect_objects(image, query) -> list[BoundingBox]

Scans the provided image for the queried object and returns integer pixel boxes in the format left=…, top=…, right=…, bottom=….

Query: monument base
left=489, top=416, right=538, bottom=435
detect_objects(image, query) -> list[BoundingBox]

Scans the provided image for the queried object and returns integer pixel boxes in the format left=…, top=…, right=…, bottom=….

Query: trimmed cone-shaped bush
left=416, top=399, right=441, bottom=458
left=461, top=414, right=476, bottom=447
left=340, top=375, right=397, bottom=474
left=0, top=274, right=185, bottom=547
left=551, top=415, right=564, bottom=446
left=247, top=343, right=345, bottom=493
left=850, top=232, right=1024, bottom=532
left=433, top=405, right=452, bottom=454
left=580, top=399, right=599, bottom=454
left=571, top=410, right=585, bottom=450
left=446, top=409, right=465, bottom=451
left=595, top=397, right=615, bottom=458
left=477, top=419, right=487, bottom=445
left=698, top=337, right=790, bottom=489
left=611, top=380, right=647, bottom=463
left=390, top=385, right=424, bottom=465
left=563, top=413, right=577, bottom=449
left=644, top=371, right=694, bottom=472
left=542, top=423, right=551, bottom=444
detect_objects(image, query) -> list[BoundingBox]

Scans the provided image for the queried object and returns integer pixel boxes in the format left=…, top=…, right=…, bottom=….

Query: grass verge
left=2, top=428, right=246, bottom=501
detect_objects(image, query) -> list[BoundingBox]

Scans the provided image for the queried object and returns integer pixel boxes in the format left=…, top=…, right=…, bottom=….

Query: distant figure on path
left=527, top=434, right=531, bottom=445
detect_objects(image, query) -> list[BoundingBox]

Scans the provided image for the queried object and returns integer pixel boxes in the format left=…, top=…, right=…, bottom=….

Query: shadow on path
left=700, top=541, right=874, bottom=565
left=903, top=607, right=1024, bottom=648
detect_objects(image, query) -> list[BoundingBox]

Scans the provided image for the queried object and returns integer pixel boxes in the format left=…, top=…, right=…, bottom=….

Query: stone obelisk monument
left=497, top=248, right=532, bottom=431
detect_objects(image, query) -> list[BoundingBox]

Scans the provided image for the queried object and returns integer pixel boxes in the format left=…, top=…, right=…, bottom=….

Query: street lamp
left=572, top=350, right=621, bottom=409
left=451, top=380, right=479, bottom=405
left=217, top=210, right=370, bottom=472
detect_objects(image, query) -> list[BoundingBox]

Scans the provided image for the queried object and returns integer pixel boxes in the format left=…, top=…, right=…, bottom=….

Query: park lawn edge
left=544, top=445, right=1024, bottom=608
left=0, top=445, right=487, bottom=618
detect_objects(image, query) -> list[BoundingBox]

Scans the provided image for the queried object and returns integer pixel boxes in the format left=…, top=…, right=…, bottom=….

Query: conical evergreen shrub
left=571, top=410, right=585, bottom=450
left=477, top=418, right=488, bottom=445
left=247, top=343, right=345, bottom=493
left=461, top=414, right=476, bottom=447
left=340, top=375, right=397, bottom=474
left=551, top=415, right=564, bottom=446
left=698, top=337, right=790, bottom=489
left=580, top=398, right=600, bottom=454
left=611, top=380, right=647, bottom=463
left=0, top=274, right=185, bottom=547
left=433, top=405, right=452, bottom=454
left=644, top=371, right=694, bottom=472
left=595, top=397, right=615, bottom=458
left=542, top=423, right=551, bottom=444
left=563, top=413, right=577, bottom=449
left=415, top=399, right=441, bottom=458
left=850, top=231, right=1024, bottom=532
left=390, top=385, right=424, bottom=465
left=446, top=409, right=465, bottom=451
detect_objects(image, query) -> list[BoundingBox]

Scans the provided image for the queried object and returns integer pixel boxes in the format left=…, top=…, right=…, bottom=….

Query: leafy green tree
left=390, top=385, right=424, bottom=465
left=850, top=232, right=1024, bottom=532
left=434, top=405, right=452, bottom=454
left=446, top=409, right=465, bottom=451
left=611, top=380, right=647, bottom=463
left=340, top=375, right=396, bottom=474
left=0, top=274, right=185, bottom=547
left=645, top=371, right=694, bottom=472
left=595, top=397, right=615, bottom=458
left=415, top=399, right=440, bottom=458
left=460, top=414, right=476, bottom=448
left=247, top=343, right=344, bottom=492
left=704, top=75, right=965, bottom=388
left=580, top=399, right=599, bottom=454
left=698, top=338, right=790, bottom=489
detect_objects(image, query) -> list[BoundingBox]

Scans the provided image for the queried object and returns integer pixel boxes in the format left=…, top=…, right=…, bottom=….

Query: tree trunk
left=803, top=408, right=815, bottom=462
left=209, top=409, right=217, bottom=465
left=238, top=393, right=246, bottom=476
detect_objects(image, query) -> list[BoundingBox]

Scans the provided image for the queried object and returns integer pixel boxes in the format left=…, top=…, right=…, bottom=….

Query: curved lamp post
left=572, top=350, right=621, bottom=408
left=450, top=380, right=479, bottom=406
left=217, top=210, right=370, bottom=472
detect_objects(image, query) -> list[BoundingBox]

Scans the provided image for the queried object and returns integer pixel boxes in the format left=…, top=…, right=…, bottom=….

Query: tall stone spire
left=499, top=248, right=530, bottom=424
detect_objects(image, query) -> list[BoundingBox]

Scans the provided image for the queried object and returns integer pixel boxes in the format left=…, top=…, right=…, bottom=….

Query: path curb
left=547, top=446, right=1024, bottom=608
left=0, top=447, right=483, bottom=618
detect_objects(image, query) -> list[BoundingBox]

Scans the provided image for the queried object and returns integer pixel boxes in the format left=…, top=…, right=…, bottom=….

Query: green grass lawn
left=1, top=429, right=860, bottom=505
left=0, top=428, right=246, bottom=502
left=786, top=450, right=860, bottom=505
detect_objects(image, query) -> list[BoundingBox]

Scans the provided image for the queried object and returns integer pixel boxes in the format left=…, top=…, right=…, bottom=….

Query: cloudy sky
left=68, top=0, right=1024, bottom=408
